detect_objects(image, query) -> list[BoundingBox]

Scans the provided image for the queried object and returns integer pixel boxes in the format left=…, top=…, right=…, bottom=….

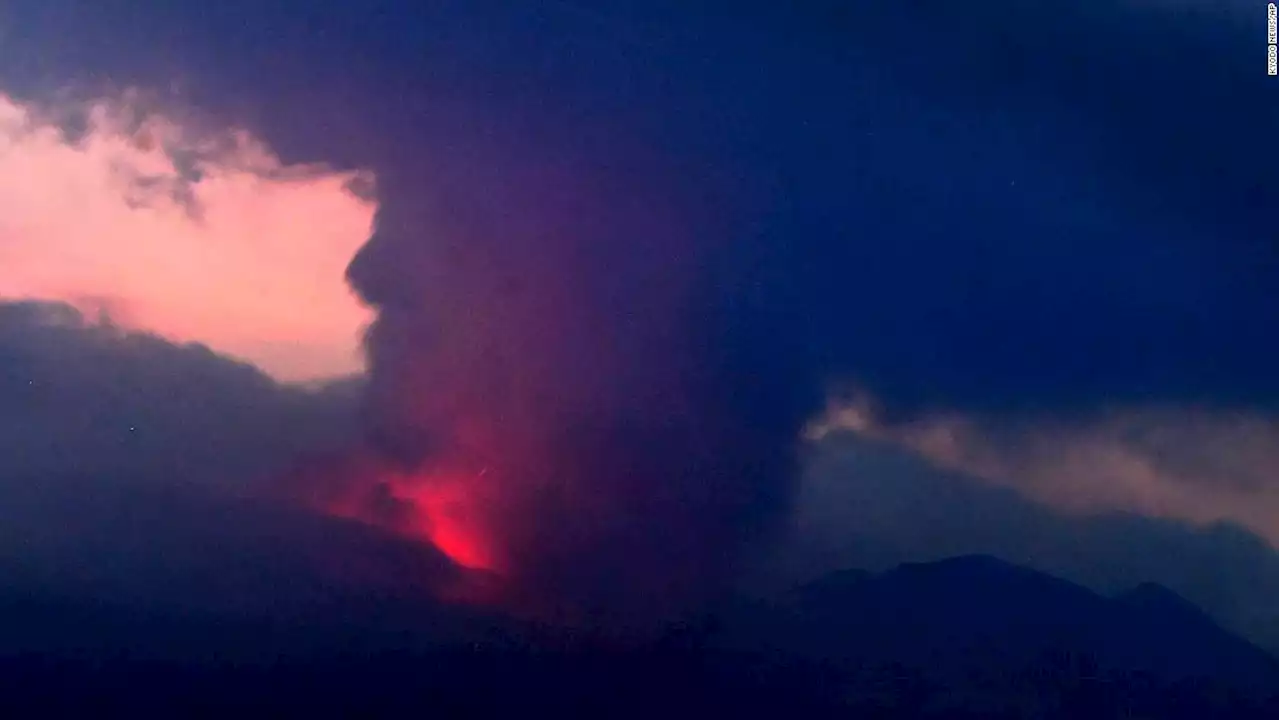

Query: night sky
left=0, top=0, right=1274, bottom=642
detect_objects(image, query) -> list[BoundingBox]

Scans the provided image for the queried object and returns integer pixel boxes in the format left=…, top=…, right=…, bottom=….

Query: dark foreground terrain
left=2, top=556, right=1274, bottom=718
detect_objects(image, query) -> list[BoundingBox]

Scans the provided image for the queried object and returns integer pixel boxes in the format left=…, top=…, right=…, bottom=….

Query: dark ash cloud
left=333, top=0, right=1270, bottom=622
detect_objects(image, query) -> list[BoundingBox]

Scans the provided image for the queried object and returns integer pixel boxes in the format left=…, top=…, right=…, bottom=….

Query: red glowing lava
left=312, top=460, right=503, bottom=576
left=394, top=471, right=498, bottom=572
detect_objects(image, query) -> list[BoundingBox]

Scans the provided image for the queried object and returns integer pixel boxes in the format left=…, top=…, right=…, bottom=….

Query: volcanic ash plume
left=322, top=129, right=817, bottom=622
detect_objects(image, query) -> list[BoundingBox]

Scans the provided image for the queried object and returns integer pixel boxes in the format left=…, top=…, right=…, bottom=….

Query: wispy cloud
left=807, top=394, right=1278, bottom=545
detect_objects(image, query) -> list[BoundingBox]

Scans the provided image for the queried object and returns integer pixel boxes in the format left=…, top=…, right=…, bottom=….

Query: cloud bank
left=0, top=299, right=483, bottom=628
left=0, top=300, right=359, bottom=489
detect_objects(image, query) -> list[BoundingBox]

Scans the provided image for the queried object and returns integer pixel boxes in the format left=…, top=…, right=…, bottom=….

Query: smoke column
left=313, top=107, right=818, bottom=622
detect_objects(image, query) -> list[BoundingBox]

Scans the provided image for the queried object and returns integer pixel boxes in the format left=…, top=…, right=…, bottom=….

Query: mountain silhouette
left=1, top=554, right=1275, bottom=718
left=717, top=555, right=1276, bottom=716
left=1116, top=580, right=1216, bottom=623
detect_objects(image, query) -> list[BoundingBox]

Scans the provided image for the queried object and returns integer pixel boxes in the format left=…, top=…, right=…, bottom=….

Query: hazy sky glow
left=0, top=90, right=375, bottom=382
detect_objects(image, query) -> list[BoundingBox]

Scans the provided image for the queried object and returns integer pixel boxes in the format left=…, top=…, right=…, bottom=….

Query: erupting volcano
left=286, top=113, right=821, bottom=623
left=312, top=460, right=504, bottom=575
left=397, top=470, right=498, bottom=572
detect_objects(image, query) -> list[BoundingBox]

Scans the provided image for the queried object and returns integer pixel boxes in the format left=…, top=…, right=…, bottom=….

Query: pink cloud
left=0, top=90, right=376, bottom=382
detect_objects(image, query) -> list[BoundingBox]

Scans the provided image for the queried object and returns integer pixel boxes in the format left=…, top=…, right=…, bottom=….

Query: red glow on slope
left=395, top=471, right=499, bottom=572
left=313, top=461, right=504, bottom=577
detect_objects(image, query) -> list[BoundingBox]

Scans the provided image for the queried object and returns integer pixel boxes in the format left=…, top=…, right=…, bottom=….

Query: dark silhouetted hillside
left=1, top=556, right=1274, bottom=718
